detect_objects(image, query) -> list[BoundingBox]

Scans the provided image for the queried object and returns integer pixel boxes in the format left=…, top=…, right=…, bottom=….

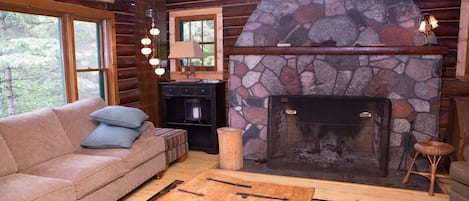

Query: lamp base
left=180, top=66, right=196, bottom=78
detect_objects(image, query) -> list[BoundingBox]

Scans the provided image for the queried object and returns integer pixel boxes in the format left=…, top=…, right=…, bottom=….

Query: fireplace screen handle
left=359, top=111, right=372, bottom=118
left=285, top=109, right=297, bottom=115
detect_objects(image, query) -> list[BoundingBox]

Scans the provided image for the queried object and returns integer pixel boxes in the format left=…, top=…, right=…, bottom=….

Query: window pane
left=190, top=58, right=203, bottom=66
left=202, top=44, right=215, bottom=66
left=181, top=21, right=190, bottom=41
left=0, top=11, right=66, bottom=117
left=203, top=19, right=214, bottom=42
left=190, top=20, right=202, bottom=42
left=77, top=71, right=104, bottom=100
left=74, top=20, right=100, bottom=70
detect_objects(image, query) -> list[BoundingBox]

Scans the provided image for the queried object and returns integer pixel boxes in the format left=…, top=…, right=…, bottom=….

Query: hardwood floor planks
left=121, top=151, right=450, bottom=201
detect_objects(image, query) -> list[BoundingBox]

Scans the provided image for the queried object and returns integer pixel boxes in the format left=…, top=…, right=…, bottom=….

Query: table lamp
left=168, top=41, right=204, bottom=79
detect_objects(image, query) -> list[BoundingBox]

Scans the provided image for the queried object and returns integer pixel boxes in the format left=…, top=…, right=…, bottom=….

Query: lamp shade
left=168, top=41, right=204, bottom=59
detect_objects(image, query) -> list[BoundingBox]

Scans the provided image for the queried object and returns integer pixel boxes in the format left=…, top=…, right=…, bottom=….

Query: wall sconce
left=140, top=1, right=164, bottom=76
left=168, top=41, right=204, bottom=79
left=418, top=13, right=439, bottom=45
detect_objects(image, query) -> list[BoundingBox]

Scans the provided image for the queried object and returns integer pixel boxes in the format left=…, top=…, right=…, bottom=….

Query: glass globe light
left=150, top=27, right=160, bottom=36
left=141, top=47, right=152, bottom=56
left=418, top=21, right=427, bottom=33
left=149, top=57, right=160, bottom=66
left=154, top=67, right=165, bottom=76
left=141, top=37, right=151, bottom=45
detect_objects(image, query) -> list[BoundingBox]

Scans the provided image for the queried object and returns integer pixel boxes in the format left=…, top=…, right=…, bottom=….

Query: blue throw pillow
left=91, top=106, right=149, bottom=128
left=80, top=123, right=145, bottom=149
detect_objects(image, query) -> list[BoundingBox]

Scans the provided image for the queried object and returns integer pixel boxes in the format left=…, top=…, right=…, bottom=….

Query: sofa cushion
left=80, top=123, right=145, bottom=149
left=0, top=135, right=17, bottom=177
left=0, top=108, right=73, bottom=171
left=23, top=154, right=125, bottom=200
left=450, top=161, right=469, bottom=185
left=0, top=173, right=75, bottom=201
left=78, top=135, right=166, bottom=172
left=91, top=105, right=149, bottom=128
left=54, top=96, right=106, bottom=150
left=451, top=179, right=469, bottom=200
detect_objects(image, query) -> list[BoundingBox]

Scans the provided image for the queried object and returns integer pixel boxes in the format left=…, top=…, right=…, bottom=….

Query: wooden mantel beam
left=226, top=46, right=449, bottom=55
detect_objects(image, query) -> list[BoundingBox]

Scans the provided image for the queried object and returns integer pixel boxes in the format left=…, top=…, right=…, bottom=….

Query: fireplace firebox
left=268, top=95, right=391, bottom=176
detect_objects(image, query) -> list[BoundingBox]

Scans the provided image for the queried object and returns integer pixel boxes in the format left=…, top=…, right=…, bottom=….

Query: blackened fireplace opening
left=267, top=95, right=391, bottom=177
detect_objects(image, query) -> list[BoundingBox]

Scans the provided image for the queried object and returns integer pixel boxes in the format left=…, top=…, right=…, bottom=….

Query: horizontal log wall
left=415, top=0, right=468, bottom=141
left=110, top=0, right=162, bottom=126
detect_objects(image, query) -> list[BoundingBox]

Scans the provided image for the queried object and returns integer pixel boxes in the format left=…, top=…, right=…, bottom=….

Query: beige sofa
left=0, top=97, right=166, bottom=201
left=450, top=146, right=469, bottom=201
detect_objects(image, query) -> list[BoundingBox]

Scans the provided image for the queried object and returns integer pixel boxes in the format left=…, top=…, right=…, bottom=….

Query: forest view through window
left=0, top=10, right=108, bottom=118
left=0, top=11, right=65, bottom=117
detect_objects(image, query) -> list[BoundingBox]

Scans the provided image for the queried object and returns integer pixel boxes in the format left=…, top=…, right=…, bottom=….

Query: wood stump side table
left=217, top=127, right=243, bottom=170
left=402, top=141, right=455, bottom=196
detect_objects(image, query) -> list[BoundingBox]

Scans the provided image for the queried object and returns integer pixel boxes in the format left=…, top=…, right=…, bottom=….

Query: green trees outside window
left=0, top=11, right=107, bottom=118
left=0, top=11, right=65, bottom=117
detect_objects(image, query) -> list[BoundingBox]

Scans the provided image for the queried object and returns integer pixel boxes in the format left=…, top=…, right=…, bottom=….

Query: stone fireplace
left=267, top=95, right=391, bottom=176
left=228, top=0, right=445, bottom=170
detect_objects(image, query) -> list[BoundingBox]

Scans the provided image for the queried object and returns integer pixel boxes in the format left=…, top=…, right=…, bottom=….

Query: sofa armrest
left=137, top=121, right=156, bottom=139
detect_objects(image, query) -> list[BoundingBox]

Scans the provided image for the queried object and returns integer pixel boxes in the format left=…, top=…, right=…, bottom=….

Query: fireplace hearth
left=267, top=95, right=391, bottom=176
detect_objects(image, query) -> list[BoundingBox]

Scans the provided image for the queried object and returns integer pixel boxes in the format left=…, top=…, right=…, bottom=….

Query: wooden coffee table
left=157, top=169, right=315, bottom=201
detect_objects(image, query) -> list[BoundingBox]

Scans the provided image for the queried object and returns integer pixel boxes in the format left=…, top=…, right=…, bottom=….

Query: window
left=176, top=15, right=215, bottom=71
left=0, top=12, right=65, bottom=117
left=169, top=7, right=223, bottom=79
left=74, top=20, right=106, bottom=99
left=0, top=0, right=117, bottom=118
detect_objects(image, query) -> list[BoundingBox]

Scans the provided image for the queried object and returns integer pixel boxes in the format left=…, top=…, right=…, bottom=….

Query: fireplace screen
left=267, top=95, right=391, bottom=176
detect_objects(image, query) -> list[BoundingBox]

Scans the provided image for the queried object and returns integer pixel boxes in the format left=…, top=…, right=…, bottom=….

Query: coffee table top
left=157, top=169, right=315, bottom=201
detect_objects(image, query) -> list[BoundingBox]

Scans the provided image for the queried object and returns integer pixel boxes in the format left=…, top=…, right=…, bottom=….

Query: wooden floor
left=121, top=151, right=451, bottom=201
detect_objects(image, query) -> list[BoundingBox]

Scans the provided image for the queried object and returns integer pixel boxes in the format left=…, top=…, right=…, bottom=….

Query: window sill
left=170, top=71, right=223, bottom=81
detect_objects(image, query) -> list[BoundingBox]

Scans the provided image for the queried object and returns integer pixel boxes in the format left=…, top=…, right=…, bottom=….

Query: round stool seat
left=414, top=141, right=455, bottom=156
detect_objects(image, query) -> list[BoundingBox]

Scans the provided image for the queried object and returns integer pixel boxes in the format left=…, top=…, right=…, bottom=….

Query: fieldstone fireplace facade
left=228, top=0, right=444, bottom=169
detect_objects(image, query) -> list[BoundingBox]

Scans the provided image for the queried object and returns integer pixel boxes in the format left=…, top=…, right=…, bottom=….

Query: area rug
left=240, top=159, right=442, bottom=193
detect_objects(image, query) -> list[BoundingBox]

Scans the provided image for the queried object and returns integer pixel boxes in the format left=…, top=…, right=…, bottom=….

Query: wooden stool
left=402, top=141, right=455, bottom=196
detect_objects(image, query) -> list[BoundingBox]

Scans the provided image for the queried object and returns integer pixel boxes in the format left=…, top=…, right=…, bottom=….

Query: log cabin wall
left=414, top=0, right=469, bottom=141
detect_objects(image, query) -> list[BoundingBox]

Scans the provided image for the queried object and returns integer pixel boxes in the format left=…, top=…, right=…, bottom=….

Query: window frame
left=169, top=7, right=223, bottom=80
left=0, top=0, right=118, bottom=105
left=72, top=17, right=107, bottom=99
left=457, top=0, right=469, bottom=79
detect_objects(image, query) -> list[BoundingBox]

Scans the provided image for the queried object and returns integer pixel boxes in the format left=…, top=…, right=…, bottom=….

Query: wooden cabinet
left=160, top=81, right=226, bottom=154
